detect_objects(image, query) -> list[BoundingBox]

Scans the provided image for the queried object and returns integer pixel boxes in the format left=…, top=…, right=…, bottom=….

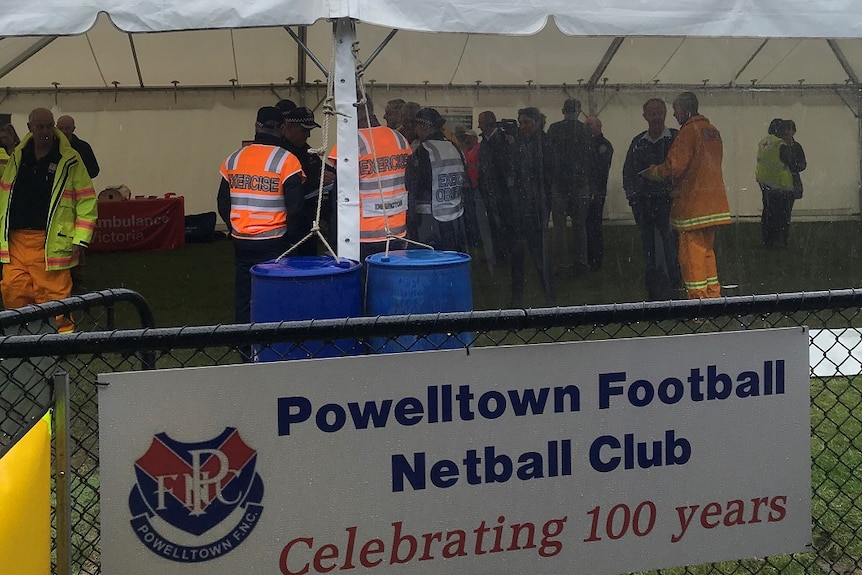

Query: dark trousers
left=506, top=208, right=555, bottom=308
left=632, top=196, right=682, bottom=301
left=586, top=194, right=606, bottom=271
left=481, top=187, right=511, bottom=262
left=760, top=186, right=794, bottom=247
left=232, top=237, right=291, bottom=324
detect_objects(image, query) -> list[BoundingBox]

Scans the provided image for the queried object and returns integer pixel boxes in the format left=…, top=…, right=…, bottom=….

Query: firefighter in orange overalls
left=646, top=92, right=731, bottom=299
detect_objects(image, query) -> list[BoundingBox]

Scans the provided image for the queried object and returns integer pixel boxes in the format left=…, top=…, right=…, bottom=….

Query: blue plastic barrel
left=365, top=249, right=472, bottom=353
left=251, top=256, right=363, bottom=361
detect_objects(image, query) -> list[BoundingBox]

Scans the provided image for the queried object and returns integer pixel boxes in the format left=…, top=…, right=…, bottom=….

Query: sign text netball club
left=276, top=359, right=786, bottom=483
left=98, top=329, right=812, bottom=575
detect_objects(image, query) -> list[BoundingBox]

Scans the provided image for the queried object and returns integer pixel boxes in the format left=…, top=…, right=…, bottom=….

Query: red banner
left=90, top=197, right=185, bottom=252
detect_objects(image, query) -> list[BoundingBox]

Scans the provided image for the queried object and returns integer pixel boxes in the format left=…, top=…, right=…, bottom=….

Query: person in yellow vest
left=0, top=124, right=20, bottom=174
left=756, top=118, right=795, bottom=248
left=217, top=106, right=305, bottom=325
left=327, top=97, right=412, bottom=260
left=0, top=108, right=96, bottom=333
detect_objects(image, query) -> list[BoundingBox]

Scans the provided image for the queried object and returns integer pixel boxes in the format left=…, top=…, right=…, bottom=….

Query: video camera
left=497, top=118, right=519, bottom=137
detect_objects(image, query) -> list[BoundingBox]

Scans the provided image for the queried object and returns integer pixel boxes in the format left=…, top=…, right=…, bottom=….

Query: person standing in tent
left=622, top=97, right=682, bottom=300
left=477, top=110, right=514, bottom=265
left=280, top=106, right=331, bottom=256
left=57, top=115, right=99, bottom=293
left=399, top=102, right=422, bottom=150
left=0, top=124, right=20, bottom=174
left=327, top=97, right=412, bottom=260
left=0, top=108, right=97, bottom=332
left=217, top=106, right=305, bottom=326
left=645, top=92, right=731, bottom=299
left=383, top=99, right=406, bottom=130
left=546, top=98, right=595, bottom=278
left=584, top=115, right=613, bottom=272
left=405, top=107, right=468, bottom=252
left=509, top=106, right=555, bottom=307
left=784, top=119, right=806, bottom=237
left=56, top=115, right=99, bottom=179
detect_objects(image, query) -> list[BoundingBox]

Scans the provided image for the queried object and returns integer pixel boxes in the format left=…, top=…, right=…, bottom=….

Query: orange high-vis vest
left=330, top=126, right=411, bottom=242
left=220, top=144, right=304, bottom=240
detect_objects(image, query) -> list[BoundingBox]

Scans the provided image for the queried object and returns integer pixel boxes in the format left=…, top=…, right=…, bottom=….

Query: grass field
left=83, top=219, right=862, bottom=328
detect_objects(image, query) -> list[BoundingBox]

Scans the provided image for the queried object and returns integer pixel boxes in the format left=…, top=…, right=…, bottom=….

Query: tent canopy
left=1, top=16, right=862, bottom=92
left=2, top=1, right=862, bottom=37
left=1, top=2, right=862, bottom=92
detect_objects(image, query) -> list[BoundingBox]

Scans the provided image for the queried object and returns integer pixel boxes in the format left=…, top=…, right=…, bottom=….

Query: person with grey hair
left=644, top=92, right=730, bottom=299
left=546, top=97, right=595, bottom=278
left=383, top=99, right=406, bottom=129
left=622, top=97, right=682, bottom=300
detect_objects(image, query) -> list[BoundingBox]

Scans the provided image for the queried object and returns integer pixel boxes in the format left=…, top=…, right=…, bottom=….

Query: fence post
left=53, top=370, right=71, bottom=575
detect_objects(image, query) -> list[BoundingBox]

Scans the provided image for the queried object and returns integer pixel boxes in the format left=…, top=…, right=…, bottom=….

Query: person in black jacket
left=509, top=107, right=555, bottom=307
left=477, top=110, right=514, bottom=263
left=281, top=106, right=332, bottom=256
left=782, top=119, right=807, bottom=246
left=56, top=115, right=99, bottom=293
left=56, top=115, right=99, bottom=179
left=622, top=98, right=682, bottom=301
left=585, top=115, right=613, bottom=272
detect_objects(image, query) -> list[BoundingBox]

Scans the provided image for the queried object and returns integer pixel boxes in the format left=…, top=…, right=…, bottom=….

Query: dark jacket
left=513, top=129, right=552, bottom=226
left=478, top=128, right=512, bottom=201
left=622, top=127, right=678, bottom=204
left=591, top=133, right=613, bottom=198
left=67, top=134, right=99, bottom=179
left=781, top=140, right=807, bottom=199
left=546, top=117, right=594, bottom=194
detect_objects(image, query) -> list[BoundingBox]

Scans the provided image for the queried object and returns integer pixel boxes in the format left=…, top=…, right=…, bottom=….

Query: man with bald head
left=0, top=108, right=97, bottom=331
left=56, top=115, right=99, bottom=179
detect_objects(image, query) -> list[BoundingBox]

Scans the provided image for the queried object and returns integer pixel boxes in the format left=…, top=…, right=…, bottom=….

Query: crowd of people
left=217, top=90, right=808, bottom=320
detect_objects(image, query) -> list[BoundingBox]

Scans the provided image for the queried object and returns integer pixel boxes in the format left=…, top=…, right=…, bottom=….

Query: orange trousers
left=1, top=230, right=74, bottom=332
left=677, top=227, right=721, bottom=299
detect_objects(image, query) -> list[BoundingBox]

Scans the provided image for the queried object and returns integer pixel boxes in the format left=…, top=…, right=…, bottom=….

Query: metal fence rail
left=0, top=288, right=860, bottom=574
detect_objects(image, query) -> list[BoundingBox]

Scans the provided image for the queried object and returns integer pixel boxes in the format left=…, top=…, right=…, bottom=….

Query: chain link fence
left=0, top=288, right=860, bottom=574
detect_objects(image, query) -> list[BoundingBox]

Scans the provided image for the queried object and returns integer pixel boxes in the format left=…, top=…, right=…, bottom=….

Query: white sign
left=99, top=329, right=812, bottom=575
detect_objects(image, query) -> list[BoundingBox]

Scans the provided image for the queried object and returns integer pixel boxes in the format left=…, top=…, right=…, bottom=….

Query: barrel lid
left=365, top=249, right=471, bottom=267
left=251, top=256, right=361, bottom=278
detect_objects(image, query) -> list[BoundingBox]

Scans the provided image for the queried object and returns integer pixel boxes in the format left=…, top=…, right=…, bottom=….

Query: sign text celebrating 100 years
left=98, top=329, right=812, bottom=575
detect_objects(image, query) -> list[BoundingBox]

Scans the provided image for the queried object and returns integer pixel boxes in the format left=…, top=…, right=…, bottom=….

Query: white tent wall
left=0, top=83, right=854, bottom=220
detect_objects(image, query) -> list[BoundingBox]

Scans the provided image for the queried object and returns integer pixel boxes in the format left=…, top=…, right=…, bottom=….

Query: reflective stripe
left=354, top=126, right=412, bottom=243
left=266, top=147, right=289, bottom=173
left=226, top=148, right=243, bottom=171
left=672, top=212, right=731, bottom=229
left=423, top=140, right=465, bottom=222
left=221, top=144, right=303, bottom=239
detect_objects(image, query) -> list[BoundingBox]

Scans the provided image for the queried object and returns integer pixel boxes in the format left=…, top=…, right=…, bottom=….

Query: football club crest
left=128, top=427, right=264, bottom=563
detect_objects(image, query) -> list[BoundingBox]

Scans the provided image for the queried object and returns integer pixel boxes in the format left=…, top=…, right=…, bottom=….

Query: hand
left=642, top=166, right=662, bottom=181
left=322, top=171, right=335, bottom=185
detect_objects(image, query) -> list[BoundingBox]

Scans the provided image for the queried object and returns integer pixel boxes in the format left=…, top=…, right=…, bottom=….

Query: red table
left=90, top=197, right=185, bottom=252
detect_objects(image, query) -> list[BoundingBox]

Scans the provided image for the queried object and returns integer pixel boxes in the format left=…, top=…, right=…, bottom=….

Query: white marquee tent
left=0, top=2, right=861, bottom=257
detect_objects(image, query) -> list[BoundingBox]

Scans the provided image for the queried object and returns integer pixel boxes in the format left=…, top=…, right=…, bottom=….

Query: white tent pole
left=334, top=18, right=361, bottom=261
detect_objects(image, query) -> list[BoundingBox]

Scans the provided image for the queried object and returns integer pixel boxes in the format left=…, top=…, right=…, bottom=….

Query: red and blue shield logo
left=128, top=427, right=264, bottom=562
